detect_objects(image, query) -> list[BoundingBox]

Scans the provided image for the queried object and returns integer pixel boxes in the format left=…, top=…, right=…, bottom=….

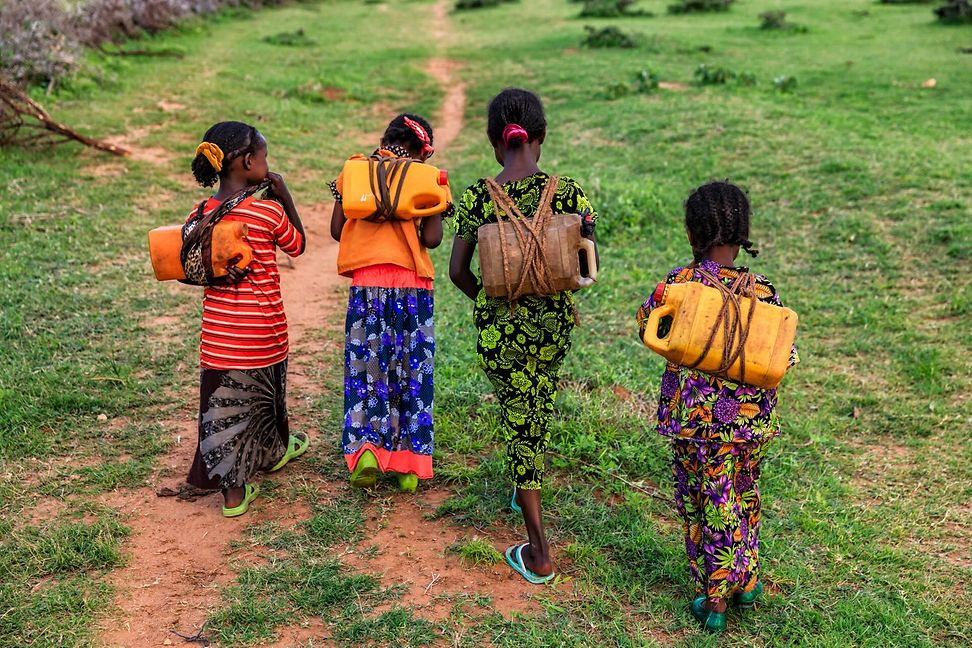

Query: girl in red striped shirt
left=185, top=121, right=309, bottom=517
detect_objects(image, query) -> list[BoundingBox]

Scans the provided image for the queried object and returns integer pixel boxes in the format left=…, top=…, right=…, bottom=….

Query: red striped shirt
left=187, top=196, right=304, bottom=370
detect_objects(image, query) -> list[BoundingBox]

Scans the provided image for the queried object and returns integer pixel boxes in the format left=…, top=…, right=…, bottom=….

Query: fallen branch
left=0, top=76, right=129, bottom=156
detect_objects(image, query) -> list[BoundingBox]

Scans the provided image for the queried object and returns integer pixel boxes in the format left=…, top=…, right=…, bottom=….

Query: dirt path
left=97, top=2, right=485, bottom=643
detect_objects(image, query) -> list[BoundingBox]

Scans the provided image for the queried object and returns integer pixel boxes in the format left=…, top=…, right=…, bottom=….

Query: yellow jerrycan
left=478, top=213, right=598, bottom=298
left=642, top=278, right=798, bottom=389
left=341, top=156, right=452, bottom=220
left=148, top=222, right=252, bottom=281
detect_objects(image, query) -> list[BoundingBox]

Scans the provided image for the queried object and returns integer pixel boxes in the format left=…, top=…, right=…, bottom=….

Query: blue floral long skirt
left=342, top=286, right=435, bottom=478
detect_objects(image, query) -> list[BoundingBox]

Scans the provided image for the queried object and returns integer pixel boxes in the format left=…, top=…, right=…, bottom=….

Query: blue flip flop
left=510, top=487, right=522, bottom=514
left=504, top=543, right=555, bottom=585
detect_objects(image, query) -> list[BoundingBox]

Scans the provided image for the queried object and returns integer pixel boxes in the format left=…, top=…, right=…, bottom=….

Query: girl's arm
left=330, top=201, right=346, bottom=242
left=267, top=172, right=305, bottom=254
left=419, top=214, right=443, bottom=249
left=449, top=236, right=479, bottom=301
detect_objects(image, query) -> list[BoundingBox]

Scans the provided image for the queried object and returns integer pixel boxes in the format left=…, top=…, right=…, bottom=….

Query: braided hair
left=381, top=113, right=434, bottom=158
left=487, top=87, right=546, bottom=149
left=684, top=181, right=759, bottom=262
left=191, top=121, right=259, bottom=187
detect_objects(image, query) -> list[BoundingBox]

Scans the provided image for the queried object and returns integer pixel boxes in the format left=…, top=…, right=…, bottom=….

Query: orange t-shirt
left=334, top=153, right=435, bottom=279
left=186, top=196, right=304, bottom=370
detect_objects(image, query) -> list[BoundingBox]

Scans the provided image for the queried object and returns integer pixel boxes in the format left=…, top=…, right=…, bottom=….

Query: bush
left=773, top=75, right=798, bottom=92
left=758, top=10, right=808, bottom=32
left=0, top=0, right=292, bottom=87
left=694, top=63, right=758, bottom=86
left=0, top=0, right=80, bottom=86
left=603, top=68, right=659, bottom=98
left=454, top=0, right=517, bottom=9
left=668, top=0, right=734, bottom=14
left=579, top=0, right=651, bottom=18
left=935, top=0, right=972, bottom=23
left=582, top=25, right=637, bottom=48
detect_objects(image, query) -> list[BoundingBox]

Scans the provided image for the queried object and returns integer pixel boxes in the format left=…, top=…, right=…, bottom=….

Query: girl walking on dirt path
left=185, top=121, right=310, bottom=518
left=330, top=114, right=445, bottom=493
left=449, top=88, right=599, bottom=584
left=636, top=181, right=799, bottom=632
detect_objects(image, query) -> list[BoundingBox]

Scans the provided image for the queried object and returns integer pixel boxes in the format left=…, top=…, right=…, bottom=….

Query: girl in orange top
left=329, top=114, right=445, bottom=492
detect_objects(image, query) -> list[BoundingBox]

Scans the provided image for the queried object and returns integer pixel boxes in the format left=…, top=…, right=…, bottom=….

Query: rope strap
left=366, top=155, right=414, bottom=222
left=686, top=268, right=758, bottom=384
left=483, top=176, right=559, bottom=302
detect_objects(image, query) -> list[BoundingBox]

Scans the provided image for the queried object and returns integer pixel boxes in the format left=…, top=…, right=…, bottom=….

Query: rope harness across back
left=483, top=176, right=560, bottom=302
left=365, top=155, right=416, bottom=223
left=180, top=180, right=270, bottom=286
left=685, top=268, right=758, bottom=384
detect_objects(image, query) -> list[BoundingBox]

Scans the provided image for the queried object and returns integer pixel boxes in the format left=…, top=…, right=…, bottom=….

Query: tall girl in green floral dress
left=449, top=88, right=598, bottom=584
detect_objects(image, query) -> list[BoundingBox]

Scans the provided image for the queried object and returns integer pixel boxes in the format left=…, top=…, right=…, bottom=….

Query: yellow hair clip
left=195, top=142, right=224, bottom=172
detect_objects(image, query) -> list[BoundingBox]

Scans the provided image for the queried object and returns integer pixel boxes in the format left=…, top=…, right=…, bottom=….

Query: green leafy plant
left=774, top=74, right=798, bottom=92
left=695, top=63, right=732, bottom=84
left=582, top=25, right=637, bottom=48
left=262, top=28, right=315, bottom=47
left=935, top=0, right=972, bottom=23
left=454, top=0, right=518, bottom=9
left=668, top=0, right=734, bottom=14
left=759, top=10, right=808, bottom=32
left=579, top=0, right=652, bottom=18
left=604, top=68, right=659, bottom=98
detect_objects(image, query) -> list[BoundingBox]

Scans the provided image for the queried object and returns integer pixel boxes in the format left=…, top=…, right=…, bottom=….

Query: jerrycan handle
left=228, top=224, right=252, bottom=271
left=643, top=303, right=676, bottom=352
left=577, top=238, right=598, bottom=285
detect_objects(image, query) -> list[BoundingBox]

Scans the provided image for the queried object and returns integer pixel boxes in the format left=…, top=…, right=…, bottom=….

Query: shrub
left=263, top=28, right=315, bottom=46
left=0, top=0, right=293, bottom=87
left=773, top=75, right=798, bottom=92
left=0, top=0, right=80, bottom=86
left=579, top=0, right=651, bottom=18
left=758, top=10, right=808, bottom=32
left=935, top=0, right=972, bottom=23
left=603, top=68, right=659, bottom=99
left=582, top=25, right=637, bottom=48
left=454, top=0, right=517, bottom=9
left=668, top=0, right=734, bottom=15
left=694, top=63, right=732, bottom=84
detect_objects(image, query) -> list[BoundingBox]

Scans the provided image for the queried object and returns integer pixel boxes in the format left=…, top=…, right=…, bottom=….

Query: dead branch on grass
left=547, top=450, right=671, bottom=503
left=0, top=76, right=129, bottom=156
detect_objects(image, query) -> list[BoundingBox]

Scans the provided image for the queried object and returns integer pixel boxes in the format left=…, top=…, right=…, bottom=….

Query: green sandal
left=690, top=597, right=727, bottom=633
left=268, top=432, right=310, bottom=472
left=397, top=473, right=418, bottom=493
left=222, top=483, right=260, bottom=518
left=733, top=581, right=764, bottom=608
left=350, top=450, right=379, bottom=488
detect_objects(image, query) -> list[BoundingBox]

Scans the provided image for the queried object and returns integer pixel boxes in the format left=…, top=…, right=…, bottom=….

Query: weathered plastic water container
left=341, top=158, right=452, bottom=220
left=148, top=222, right=251, bottom=281
left=477, top=213, right=598, bottom=298
left=642, top=280, right=798, bottom=389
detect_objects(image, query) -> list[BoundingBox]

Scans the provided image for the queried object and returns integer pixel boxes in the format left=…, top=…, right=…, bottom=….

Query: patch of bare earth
left=338, top=489, right=551, bottom=623
left=98, top=203, right=343, bottom=647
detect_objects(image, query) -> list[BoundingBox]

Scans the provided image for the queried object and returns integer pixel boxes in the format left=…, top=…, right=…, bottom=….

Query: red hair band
left=502, top=123, right=529, bottom=147
left=403, top=116, right=434, bottom=159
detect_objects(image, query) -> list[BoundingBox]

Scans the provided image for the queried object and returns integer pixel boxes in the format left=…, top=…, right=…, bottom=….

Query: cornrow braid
left=684, top=180, right=759, bottom=262
left=381, top=113, right=434, bottom=158
left=191, top=121, right=259, bottom=187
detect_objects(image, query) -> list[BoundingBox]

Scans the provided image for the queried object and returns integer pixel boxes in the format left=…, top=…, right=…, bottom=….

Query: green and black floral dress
left=455, top=173, right=598, bottom=490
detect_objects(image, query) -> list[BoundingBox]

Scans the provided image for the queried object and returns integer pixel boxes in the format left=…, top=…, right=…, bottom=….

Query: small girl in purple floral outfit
left=636, top=181, right=799, bottom=633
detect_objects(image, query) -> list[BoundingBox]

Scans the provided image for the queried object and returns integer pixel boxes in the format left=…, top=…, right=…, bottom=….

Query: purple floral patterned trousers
left=671, top=436, right=772, bottom=601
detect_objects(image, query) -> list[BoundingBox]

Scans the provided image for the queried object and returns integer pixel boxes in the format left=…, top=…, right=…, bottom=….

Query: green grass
left=1, top=0, right=971, bottom=646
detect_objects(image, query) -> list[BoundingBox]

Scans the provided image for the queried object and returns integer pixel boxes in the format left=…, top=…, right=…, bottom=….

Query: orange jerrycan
left=478, top=213, right=599, bottom=298
left=341, top=156, right=452, bottom=220
left=642, top=279, right=798, bottom=389
left=148, top=222, right=252, bottom=281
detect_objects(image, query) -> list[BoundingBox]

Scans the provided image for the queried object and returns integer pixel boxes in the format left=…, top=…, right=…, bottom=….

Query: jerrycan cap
left=438, top=169, right=449, bottom=186
left=652, top=282, right=667, bottom=305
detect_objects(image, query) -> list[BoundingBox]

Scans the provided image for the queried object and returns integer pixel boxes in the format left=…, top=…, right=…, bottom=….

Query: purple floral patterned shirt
left=636, top=259, right=799, bottom=445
